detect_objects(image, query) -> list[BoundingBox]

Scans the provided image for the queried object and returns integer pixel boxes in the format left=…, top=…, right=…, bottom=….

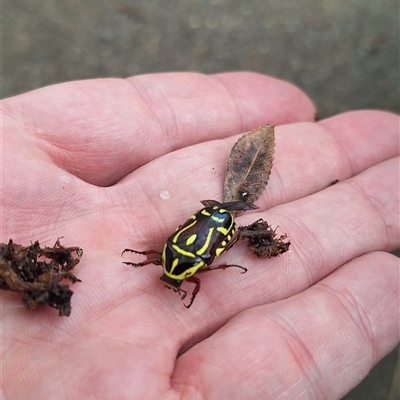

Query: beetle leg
left=183, top=263, right=247, bottom=308
left=123, top=260, right=161, bottom=267
left=122, top=248, right=162, bottom=267
left=183, top=276, right=201, bottom=308
left=121, top=248, right=160, bottom=256
left=164, top=283, right=188, bottom=300
left=178, top=287, right=187, bottom=301
left=206, top=264, right=247, bottom=274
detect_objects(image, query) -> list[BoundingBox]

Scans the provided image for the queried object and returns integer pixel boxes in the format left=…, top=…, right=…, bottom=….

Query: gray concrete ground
left=3, top=0, right=399, bottom=398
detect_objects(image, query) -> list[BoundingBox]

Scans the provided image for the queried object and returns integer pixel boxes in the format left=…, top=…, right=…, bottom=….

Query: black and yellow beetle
left=122, top=199, right=258, bottom=308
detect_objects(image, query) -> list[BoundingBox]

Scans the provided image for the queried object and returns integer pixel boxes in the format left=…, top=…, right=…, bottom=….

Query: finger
left=269, top=109, right=399, bottom=207
left=172, top=252, right=399, bottom=399
left=116, top=156, right=398, bottom=354
left=116, top=110, right=399, bottom=244
left=3, top=72, right=315, bottom=186
left=3, top=109, right=396, bottom=240
left=212, top=157, right=399, bottom=307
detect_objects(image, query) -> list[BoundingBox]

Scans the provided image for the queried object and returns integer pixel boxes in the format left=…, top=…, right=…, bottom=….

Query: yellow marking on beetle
left=215, top=247, right=226, bottom=257
left=165, top=260, right=205, bottom=280
left=221, top=240, right=227, bottom=247
left=217, top=226, right=230, bottom=235
left=185, top=260, right=205, bottom=276
left=201, top=209, right=211, bottom=217
left=211, top=215, right=225, bottom=223
left=196, top=228, right=214, bottom=256
left=172, top=216, right=197, bottom=243
left=186, top=234, right=197, bottom=246
left=172, top=258, right=179, bottom=270
left=161, top=244, right=167, bottom=267
left=171, top=244, right=196, bottom=258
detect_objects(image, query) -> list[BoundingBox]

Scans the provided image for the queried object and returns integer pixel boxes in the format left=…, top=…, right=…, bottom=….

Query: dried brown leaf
left=224, top=125, right=275, bottom=207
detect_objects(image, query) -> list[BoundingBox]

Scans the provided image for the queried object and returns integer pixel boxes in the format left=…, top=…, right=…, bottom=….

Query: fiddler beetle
left=122, top=199, right=258, bottom=308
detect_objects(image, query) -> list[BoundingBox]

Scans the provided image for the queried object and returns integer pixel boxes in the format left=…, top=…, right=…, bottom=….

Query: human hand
left=1, top=72, right=398, bottom=399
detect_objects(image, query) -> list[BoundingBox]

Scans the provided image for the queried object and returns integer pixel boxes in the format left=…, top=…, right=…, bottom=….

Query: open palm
left=2, top=72, right=399, bottom=399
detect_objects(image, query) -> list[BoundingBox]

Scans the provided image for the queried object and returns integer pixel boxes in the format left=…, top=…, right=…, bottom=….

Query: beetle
left=122, top=199, right=258, bottom=308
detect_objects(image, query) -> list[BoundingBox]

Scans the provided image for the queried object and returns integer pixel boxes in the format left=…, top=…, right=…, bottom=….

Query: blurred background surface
left=3, top=1, right=399, bottom=398
left=3, top=0, right=399, bottom=119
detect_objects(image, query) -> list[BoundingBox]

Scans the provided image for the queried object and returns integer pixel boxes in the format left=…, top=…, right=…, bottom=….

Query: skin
left=1, top=72, right=399, bottom=399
